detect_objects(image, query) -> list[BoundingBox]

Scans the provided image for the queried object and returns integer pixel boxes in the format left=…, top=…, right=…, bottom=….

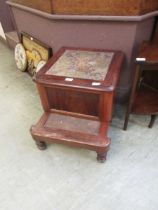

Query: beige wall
left=0, top=22, right=6, bottom=40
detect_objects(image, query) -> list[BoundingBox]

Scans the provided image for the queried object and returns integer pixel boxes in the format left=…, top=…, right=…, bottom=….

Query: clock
left=14, top=43, right=27, bottom=72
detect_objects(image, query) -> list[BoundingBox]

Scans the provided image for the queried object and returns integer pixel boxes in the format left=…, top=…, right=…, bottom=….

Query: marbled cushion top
left=46, top=50, right=114, bottom=81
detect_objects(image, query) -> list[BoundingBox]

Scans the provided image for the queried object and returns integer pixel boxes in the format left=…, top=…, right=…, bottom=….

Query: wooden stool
left=30, top=47, right=124, bottom=162
left=124, top=41, right=158, bottom=130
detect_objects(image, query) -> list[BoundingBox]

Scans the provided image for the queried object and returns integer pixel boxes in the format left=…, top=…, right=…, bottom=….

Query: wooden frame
left=21, top=32, right=52, bottom=76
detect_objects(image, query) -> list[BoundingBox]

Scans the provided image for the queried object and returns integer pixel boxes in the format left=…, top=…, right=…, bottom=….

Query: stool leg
left=35, top=140, right=47, bottom=150
left=96, top=147, right=109, bottom=163
left=148, top=115, right=156, bottom=128
left=123, top=109, right=130, bottom=130
left=97, top=152, right=107, bottom=163
left=123, top=65, right=141, bottom=131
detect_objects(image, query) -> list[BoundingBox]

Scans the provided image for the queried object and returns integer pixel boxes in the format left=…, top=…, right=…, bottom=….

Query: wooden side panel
left=143, top=71, right=158, bottom=90
left=99, top=92, right=114, bottom=122
left=152, top=18, right=158, bottom=44
left=46, top=87, right=100, bottom=116
left=36, top=84, right=50, bottom=112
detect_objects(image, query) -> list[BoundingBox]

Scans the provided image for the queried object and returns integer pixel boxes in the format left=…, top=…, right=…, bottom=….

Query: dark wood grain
left=12, top=0, right=53, bottom=13
left=36, top=84, right=50, bottom=112
left=143, top=18, right=158, bottom=91
left=138, top=42, right=158, bottom=63
left=11, top=0, right=158, bottom=15
left=46, top=87, right=99, bottom=116
left=152, top=17, right=158, bottom=44
left=132, top=85, right=158, bottom=115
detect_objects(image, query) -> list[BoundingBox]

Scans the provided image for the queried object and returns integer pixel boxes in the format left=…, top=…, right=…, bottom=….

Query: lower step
left=30, top=112, right=110, bottom=160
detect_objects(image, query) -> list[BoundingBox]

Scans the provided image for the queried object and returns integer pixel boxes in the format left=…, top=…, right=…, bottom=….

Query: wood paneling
left=11, top=0, right=158, bottom=15
left=46, top=87, right=100, bottom=116
left=52, top=0, right=158, bottom=15
left=12, top=0, right=52, bottom=13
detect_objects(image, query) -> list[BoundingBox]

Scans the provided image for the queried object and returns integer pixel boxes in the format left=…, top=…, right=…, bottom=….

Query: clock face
left=36, top=60, right=46, bottom=73
left=14, top=43, right=27, bottom=72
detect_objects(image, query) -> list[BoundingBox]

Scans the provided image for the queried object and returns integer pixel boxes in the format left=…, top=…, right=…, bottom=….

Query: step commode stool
left=30, top=47, right=124, bottom=162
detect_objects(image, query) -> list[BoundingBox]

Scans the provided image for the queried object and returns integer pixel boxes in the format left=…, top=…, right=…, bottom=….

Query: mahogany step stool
left=30, top=47, right=124, bottom=162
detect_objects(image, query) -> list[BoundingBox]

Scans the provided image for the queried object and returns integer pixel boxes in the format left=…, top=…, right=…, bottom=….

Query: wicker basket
left=12, top=0, right=158, bottom=15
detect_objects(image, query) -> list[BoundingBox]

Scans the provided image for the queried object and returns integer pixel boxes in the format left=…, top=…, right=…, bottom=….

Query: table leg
left=148, top=115, right=157, bottom=128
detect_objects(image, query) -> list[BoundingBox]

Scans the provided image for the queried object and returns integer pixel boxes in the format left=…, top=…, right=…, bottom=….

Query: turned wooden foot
left=123, top=111, right=130, bottom=131
left=97, top=152, right=107, bottom=163
left=35, top=140, right=47, bottom=150
left=148, top=115, right=156, bottom=128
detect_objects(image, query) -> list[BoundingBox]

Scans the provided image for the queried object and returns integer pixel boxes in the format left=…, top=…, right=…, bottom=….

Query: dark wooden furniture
left=30, top=47, right=124, bottom=162
left=124, top=41, right=158, bottom=130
